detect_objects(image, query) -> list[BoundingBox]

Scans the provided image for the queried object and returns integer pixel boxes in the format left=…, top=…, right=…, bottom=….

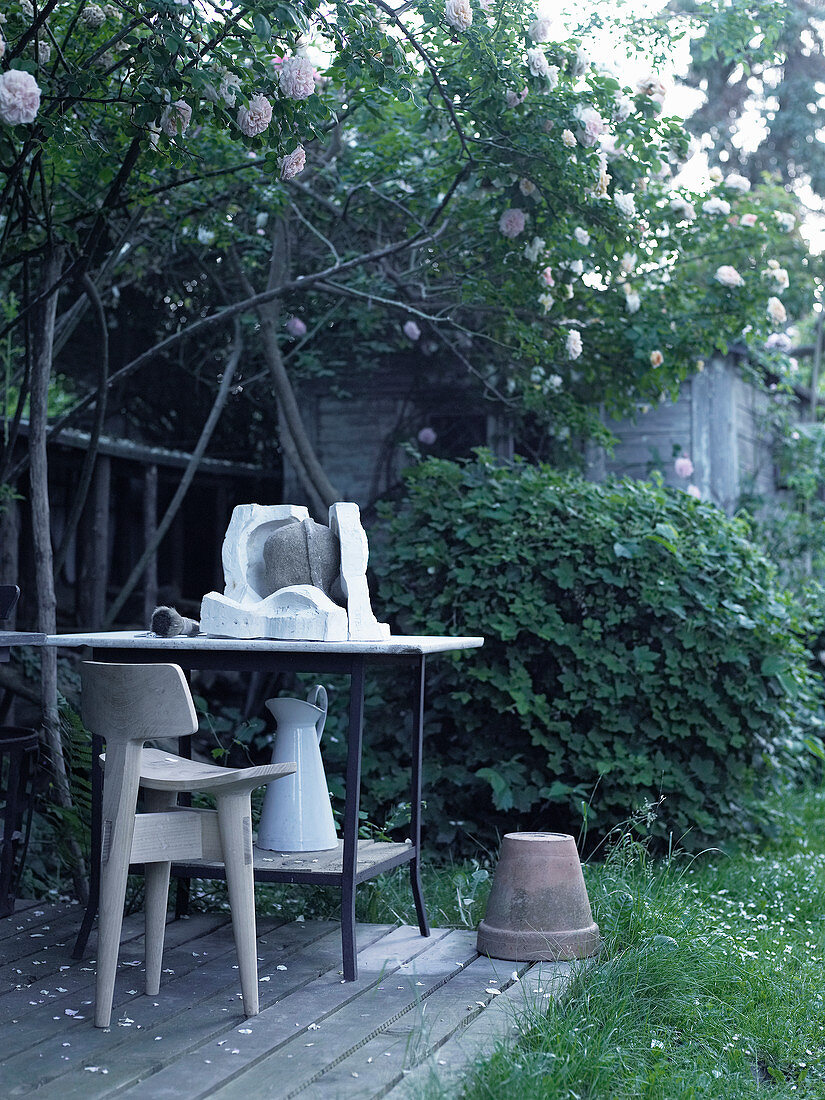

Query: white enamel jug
left=256, top=684, right=339, bottom=852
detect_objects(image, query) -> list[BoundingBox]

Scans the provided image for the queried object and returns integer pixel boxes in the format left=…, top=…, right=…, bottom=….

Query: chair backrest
left=81, top=662, right=198, bottom=746
left=0, top=585, right=20, bottom=622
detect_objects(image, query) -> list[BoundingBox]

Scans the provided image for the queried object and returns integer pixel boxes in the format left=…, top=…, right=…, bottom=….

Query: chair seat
left=138, top=747, right=296, bottom=794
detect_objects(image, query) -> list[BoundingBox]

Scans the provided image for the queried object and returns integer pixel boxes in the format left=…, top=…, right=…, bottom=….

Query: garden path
left=1, top=898, right=573, bottom=1099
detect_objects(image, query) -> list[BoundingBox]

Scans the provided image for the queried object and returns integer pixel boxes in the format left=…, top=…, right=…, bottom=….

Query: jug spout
left=265, top=696, right=323, bottom=727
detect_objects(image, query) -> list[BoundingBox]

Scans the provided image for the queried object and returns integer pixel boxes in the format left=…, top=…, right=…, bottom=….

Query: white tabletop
left=44, top=630, right=484, bottom=656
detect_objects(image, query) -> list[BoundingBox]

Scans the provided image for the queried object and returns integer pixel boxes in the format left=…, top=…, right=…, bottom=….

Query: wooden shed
left=585, top=354, right=778, bottom=510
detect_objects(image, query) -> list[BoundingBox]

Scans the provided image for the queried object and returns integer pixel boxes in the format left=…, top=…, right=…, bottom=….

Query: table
left=45, top=630, right=484, bottom=980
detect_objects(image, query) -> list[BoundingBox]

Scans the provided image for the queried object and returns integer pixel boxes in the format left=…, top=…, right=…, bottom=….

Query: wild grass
left=453, top=785, right=825, bottom=1099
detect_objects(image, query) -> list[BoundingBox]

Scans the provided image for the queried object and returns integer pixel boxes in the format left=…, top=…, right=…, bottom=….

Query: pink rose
left=674, top=455, right=694, bottom=479
left=505, top=86, right=528, bottom=108
left=285, top=316, right=307, bottom=337
left=403, top=320, right=421, bottom=341
left=277, top=56, right=317, bottom=100
left=573, top=106, right=605, bottom=148
left=539, top=266, right=554, bottom=287
left=160, top=99, right=192, bottom=137
left=444, top=0, right=472, bottom=31
left=237, top=94, right=272, bottom=137
left=636, top=75, right=667, bottom=109
left=0, top=69, right=41, bottom=125
left=279, top=145, right=306, bottom=181
left=499, top=208, right=526, bottom=238
left=686, top=484, right=701, bottom=499
left=740, top=213, right=758, bottom=228
left=528, top=17, right=554, bottom=42
left=715, top=265, right=744, bottom=288
left=417, top=427, right=437, bottom=445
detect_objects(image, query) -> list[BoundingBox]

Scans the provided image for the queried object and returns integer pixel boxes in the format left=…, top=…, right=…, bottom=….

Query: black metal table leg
left=409, top=655, right=430, bottom=937
left=340, top=658, right=365, bottom=981
left=72, top=731, right=102, bottom=958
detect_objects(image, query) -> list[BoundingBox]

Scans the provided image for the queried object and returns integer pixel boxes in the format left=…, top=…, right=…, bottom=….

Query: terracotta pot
left=477, top=832, right=600, bottom=961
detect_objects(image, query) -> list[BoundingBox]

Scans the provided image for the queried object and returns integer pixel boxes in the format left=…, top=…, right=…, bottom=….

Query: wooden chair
left=81, top=661, right=296, bottom=1029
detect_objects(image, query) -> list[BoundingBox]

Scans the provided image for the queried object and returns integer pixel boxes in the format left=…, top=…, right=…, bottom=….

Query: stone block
left=262, top=517, right=340, bottom=598
left=222, top=504, right=309, bottom=604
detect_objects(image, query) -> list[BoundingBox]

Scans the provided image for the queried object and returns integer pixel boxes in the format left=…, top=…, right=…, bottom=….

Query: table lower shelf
left=166, top=838, right=417, bottom=887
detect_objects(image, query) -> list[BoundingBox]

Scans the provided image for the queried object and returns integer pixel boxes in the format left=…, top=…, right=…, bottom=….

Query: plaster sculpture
left=330, top=502, right=390, bottom=642
left=222, top=503, right=309, bottom=605
left=199, top=502, right=389, bottom=641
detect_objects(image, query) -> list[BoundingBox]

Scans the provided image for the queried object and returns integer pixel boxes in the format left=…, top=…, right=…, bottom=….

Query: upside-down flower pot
left=477, top=832, right=600, bottom=961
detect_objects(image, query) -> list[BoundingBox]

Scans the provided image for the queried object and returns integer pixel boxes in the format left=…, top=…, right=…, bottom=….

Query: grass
left=454, top=786, right=825, bottom=1099
left=188, top=784, right=825, bottom=1097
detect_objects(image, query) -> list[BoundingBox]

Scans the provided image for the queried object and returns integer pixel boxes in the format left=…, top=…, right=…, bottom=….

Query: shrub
left=370, top=451, right=823, bottom=851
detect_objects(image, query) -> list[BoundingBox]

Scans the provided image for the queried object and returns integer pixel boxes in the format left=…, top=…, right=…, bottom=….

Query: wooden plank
left=110, top=925, right=453, bottom=1100
left=49, top=923, right=398, bottom=1100
left=382, top=960, right=579, bottom=1100
left=176, top=839, right=414, bottom=882
left=294, top=950, right=524, bottom=1098
left=1, top=918, right=341, bottom=1097
left=1, top=897, right=39, bottom=916
left=1, top=906, right=131, bottom=975
left=0, top=911, right=231, bottom=1023
left=0, top=900, right=78, bottom=943
left=201, top=930, right=477, bottom=1100
left=1, top=906, right=224, bottom=980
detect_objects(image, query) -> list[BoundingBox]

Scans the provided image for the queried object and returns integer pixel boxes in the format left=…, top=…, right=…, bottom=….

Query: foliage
left=0, top=0, right=811, bottom=478
left=18, top=697, right=92, bottom=898
left=738, top=398, right=825, bottom=590
left=454, top=785, right=825, bottom=1100
left=370, top=450, right=823, bottom=852
left=677, top=0, right=825, bottom=199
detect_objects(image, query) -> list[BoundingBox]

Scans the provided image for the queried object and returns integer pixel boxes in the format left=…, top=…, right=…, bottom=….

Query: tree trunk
left=142, top=464, right=158, bottom=625
left=231, top=236, right=340, bottom=513
left=0, top=498, right=20, bottom=621
left=29, top=245, right=89, bottom=903
left=77, top=455, right=110, bottom=630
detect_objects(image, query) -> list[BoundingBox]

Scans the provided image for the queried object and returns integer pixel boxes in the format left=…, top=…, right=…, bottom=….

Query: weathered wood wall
left=285, top=354, right=779, bottom=515
left=586, top=355, right=776, bottom=511
left=281, top=371, right=504, bottom=508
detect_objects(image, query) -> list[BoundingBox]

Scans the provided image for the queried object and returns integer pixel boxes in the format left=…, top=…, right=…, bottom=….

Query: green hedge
left=367, top=452, right=823, bottom=851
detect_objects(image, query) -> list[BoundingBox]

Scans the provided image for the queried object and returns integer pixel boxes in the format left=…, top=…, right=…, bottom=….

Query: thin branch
left=372, top=0, right=473, bottom=160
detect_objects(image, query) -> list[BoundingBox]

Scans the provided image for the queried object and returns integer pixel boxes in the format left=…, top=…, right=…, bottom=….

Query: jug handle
left=307, top=684, right=328, bottom=742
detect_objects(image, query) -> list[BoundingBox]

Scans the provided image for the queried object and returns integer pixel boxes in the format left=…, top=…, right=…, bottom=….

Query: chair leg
left=143, top=789, right=176, bottom=996
left=216, top=791, right=259, bottom=1016
left=95, top=828, right=134, bottom=1028
left=95, top=743, right=142, bottom=1029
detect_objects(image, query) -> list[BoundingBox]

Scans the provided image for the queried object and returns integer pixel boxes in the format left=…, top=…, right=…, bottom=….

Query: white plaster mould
left=200, top=502, right=389, bottom=641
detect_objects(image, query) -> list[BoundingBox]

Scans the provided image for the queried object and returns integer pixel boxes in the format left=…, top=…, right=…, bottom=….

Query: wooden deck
left=0, top=899, right=576, bottom=1099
